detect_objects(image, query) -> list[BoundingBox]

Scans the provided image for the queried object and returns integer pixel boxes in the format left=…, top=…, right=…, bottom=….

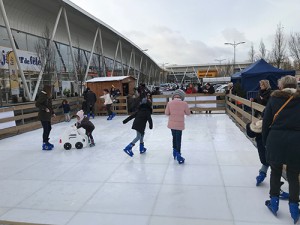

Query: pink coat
left=165, top=98, right=191, bottom=130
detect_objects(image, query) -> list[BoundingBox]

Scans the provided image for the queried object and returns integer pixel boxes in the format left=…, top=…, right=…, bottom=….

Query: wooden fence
left=225, top=94, right=264, bottom=129
left=0, top=97, right=83, bottom=139
left=152, top=93, right=226, bottom=113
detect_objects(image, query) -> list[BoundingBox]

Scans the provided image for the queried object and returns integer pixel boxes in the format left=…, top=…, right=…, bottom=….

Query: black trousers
left=270, top=163, right=299, bottom=203
left=86, top=129, right=94, bottom=144
left=106, top=104, right=113, bottom=116
left=41, top=121, right=52, bottom=143
left=171, top=129, right=182, bottom=153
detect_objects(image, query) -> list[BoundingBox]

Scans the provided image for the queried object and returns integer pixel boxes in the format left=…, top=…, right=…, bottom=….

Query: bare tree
left=289, top=32, right=300, bottom=69
left=248, top=43, right=255, bottom=63
left=35, top=26, right=56, bottom=86
left=258, top=39, right=267, bottom=60
left=270, top=23, right=286, bottom=68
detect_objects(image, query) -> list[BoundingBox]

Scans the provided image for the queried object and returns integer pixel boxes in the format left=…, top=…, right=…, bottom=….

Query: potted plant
left=63, top=88, right=71, bottom=97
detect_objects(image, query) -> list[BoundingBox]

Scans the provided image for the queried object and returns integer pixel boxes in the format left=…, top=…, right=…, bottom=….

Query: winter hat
left=172, top=89, right=185, bottom=101
left=76, top=110, right=84, bottom=122
left=250, top=120, right=262, bottom=133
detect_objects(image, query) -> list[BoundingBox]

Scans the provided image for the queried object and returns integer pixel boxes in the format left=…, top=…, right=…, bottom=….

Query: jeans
left=41, top=121, right=52, bottom=143
left=171, top=129, right=182, bottom=153
left=106, top=104, right=113, bottom=116
left=131, top=131, right=144, bottom=144
left=270, top=163, right=299, bottom=203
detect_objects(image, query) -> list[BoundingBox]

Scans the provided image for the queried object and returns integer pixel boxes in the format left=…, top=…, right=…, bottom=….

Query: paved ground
left=0, top=114, right=292, bottom=225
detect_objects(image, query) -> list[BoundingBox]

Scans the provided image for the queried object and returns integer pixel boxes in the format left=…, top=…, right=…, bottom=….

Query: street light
left=215, top=59, right=226, bottom=76
left=224, top=41, right=246, bottom=72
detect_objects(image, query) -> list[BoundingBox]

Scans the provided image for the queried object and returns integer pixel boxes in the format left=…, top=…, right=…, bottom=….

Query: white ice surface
left=0, top=114, right=292, bottom=225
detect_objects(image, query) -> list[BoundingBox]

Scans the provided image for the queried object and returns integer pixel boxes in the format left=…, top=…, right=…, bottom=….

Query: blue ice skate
left=265, top=196, right=279, bottom=216
left=279, top=190, right=289, bottom=200
left=42, top=142, right=53, bottom=151
left=111, top=112, right=116, bottom=119
left=175, top=151, right=185, bottom=164
left=107, top=114, right=112, bottom=120
left=139, top=143, right=147, bottom=154
left=173, top=149, right=177, bottom=160
left=289, top=202, right=300, bottom=224
left=256, top=171, right=266, bottom=186
left=123, top=143, right=134, bottom=157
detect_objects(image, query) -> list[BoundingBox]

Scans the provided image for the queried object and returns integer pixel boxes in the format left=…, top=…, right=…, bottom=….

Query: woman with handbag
left=262, top=75, right=300, bottom=224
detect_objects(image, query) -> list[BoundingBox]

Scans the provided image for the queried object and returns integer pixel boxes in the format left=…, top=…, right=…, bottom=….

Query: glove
left=149, top=125, right=153, bottom=129
left=122, top=120, right=126, bottom=124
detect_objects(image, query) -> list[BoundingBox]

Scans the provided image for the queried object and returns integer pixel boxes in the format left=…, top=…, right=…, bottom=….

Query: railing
left=0, top=97, right=83, bottom=139
left=225, top=94, right=264, bottom=129
left=152, top=93, right=226, bottom=114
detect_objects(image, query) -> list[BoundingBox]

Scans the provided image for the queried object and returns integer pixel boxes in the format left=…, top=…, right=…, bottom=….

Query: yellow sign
left=197, top=70, right=218, bottom=78
left=7, top=51, right=20, bottom=95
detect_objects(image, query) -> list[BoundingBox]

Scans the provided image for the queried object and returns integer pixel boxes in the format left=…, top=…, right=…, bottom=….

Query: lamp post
left=215, top=59, right=226, bottom=77
left=224, top=41, right=246, bottom=72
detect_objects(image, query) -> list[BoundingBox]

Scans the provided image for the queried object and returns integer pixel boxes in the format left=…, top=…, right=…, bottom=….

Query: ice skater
left=75, top=110, right=95, bottom=147
left=100, top=89, right=116, bottom=120
left=165, top=89, right=190, bottom=164
left=36, top=85, right=56, bottom=150
left=122, top=98, right=153, bottom=157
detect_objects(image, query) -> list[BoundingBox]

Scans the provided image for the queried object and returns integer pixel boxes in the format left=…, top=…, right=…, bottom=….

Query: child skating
left=165, top=89, right=190, bottom=164
left=75, top=110, right=95, bottom=147
left=122, top=98, right=153, bottom=157
left=100, top=89, right=116, bottom=120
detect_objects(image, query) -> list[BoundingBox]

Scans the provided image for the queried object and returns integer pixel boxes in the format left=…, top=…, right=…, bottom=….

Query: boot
left=111, top=112, right=116, bottom=119
left=279, top=190, right=289, bottom=200
left=47, top=138, right=54, bottom=148
left=175, top=151, right=185, bottom=164
left=87, top=113, right=90, bottom=119
left=256, top=171, right=266, bottom=186
left=123, top=143, right=134, bottom=157
left=90, top=139, right=95, bottom=147
left=139, top=143, right=147, bottom=154
left=42, top=142, right=53, bottom=151
left=107, top=114, right=112, bottom=120
left=289, top=202, right=300, bottom=224
left=265, top=196, right=279, bottom=216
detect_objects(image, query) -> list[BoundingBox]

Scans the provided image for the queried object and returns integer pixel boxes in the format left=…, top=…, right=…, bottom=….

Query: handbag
left=270, top=95, right=293, bottom=127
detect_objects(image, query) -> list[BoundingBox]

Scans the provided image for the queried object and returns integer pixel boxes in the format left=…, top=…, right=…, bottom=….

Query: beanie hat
left=76, top=110, right=85, bottom=122
left=172, top=89, right=185, bottom=101
left=250, top=120, right=262, bottom=133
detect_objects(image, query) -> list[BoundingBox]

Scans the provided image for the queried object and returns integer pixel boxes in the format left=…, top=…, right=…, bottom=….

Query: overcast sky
left=71, top=0, right=300, bottom=66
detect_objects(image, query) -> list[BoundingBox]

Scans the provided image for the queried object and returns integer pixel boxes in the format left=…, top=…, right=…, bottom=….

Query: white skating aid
left=59, top=126, right=89, bottom=150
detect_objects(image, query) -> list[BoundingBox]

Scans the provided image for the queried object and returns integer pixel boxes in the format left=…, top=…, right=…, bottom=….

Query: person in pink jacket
left=165, top=89, right=191, bottom=164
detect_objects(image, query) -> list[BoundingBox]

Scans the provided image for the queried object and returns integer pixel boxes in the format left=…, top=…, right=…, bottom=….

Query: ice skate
left=123, top=143, right=134, bottom=157
left=265, top=196, right=279, bottom=216
left=175, top=151, right=185, bottom=164
left=42, top=142, right=53, bottom=151
left=139, top=143, right=147, bottom=154
left=289, top=202, right=300, bottom=224
left=256, top=171, right=266, bottom=186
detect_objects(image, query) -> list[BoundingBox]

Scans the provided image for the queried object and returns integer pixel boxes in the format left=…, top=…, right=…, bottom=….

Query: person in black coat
left=84, top=87, right=97, bottom=119
left=75, top=110, right=95, bottom=147
left=262, top=75, right=300, bottom=223
left=35, top=85, right=56, bottom=150
left=122, top=98, right=153, bottom=157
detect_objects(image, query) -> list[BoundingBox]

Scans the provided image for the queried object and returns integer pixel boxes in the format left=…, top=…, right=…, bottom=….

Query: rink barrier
left=151, top=93, right=226, bottom=114
left=225, top=94, right=264, bottom=129
left=97, top=96, right=128, bottom=115
left=0, top=97, right=83, bottom=139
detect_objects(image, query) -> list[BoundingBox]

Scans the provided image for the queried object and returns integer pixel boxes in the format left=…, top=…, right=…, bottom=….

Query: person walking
left=262, top=75, right=300, bottom=224
left=35, top=85, right=56, bottom=150
left=122, top=98, right=153, bottom=157
left=165, top=89, right=191, bottom=164
left=100, top=89, right=116, bottom=120
left=59, top=99, right=71, bottom=122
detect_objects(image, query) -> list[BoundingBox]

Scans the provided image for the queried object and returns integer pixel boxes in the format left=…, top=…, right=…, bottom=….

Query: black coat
left=85, top=90, right=97, bottom=105
left=262, top=89, right=300, bottom=169
left=123, top=104, right=153, bottom=134
left=35, top=91, right=54, bottom=121
left=255, top=88, right=271, bottom=106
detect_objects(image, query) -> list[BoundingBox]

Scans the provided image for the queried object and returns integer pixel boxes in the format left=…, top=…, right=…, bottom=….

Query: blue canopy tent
left=231, top=59, right=295, bottom=94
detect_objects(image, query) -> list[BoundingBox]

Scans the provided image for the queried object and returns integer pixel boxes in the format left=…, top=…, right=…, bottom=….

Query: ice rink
left=0, top=114, right=292, bottom=225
